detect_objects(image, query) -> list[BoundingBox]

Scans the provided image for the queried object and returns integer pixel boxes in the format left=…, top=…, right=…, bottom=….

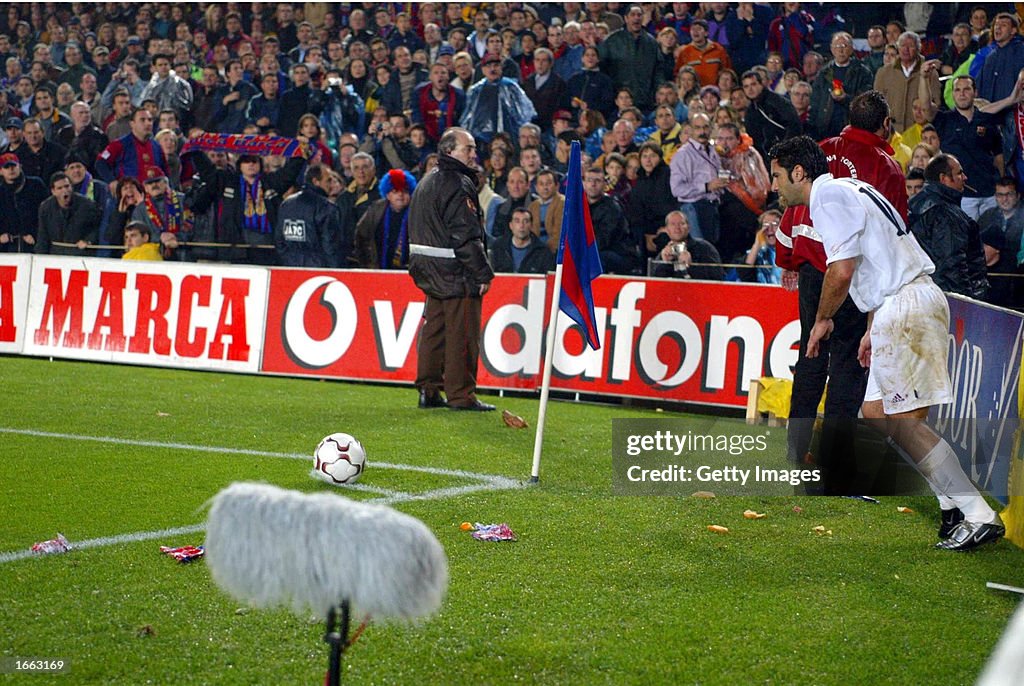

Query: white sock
left=885, top=437, right=957, bottom=510
left=916, top=440, right=996, bottom=524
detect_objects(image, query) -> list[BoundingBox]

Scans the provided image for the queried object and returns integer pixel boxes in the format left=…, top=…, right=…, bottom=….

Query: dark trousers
left=788, top=263, right=868, bottom=491
left=416, top=294, right=483, bottom=407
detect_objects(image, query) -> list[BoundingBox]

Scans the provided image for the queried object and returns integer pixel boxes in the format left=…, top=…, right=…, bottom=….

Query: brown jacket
left=528, top=193, right=565, bottom=253
left=873, top=56, right=941, bottom=132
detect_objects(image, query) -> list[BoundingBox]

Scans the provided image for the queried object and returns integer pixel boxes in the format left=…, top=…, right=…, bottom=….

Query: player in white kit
left=769, top=136, right=1004, bottom=551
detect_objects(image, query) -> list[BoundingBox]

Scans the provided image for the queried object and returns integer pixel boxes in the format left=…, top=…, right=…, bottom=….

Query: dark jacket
left=185, top=164, right=234, bottom=262
left=11, top=141, right=67, bottom=185
left=214, top=80, right=261, bottom=134
left=489, top=193, right=535, bottom=243
left=588, top=193, right=639, bottom=273
left=407, top=155, right=494, bottom=299
left=0, top=173, right=48, bottom=250
left=627, top=162, right=677, bottom=253
left=191, top=153, right=306, bottom=263
left=598, top=27, right=660, bottom=112
left=522, top=71, right=566, bottom=132
left=36, top=193, right=101, bottom=255
left=56, top=125, right=109, bottom=174
left=908, top=182, right=989, bottom=300
left=651, top=234, right=726, bottom=281
left=275, top=182, right=342, bottom=268
left=809, top=58, right=874, bottom=140
left=563, top=69, right=615, bottom=122
left=744, top=88, right=802, bottom=161
left=354, top=198, right=411, bottom=269
left=489, top=232, right=554, bottom=274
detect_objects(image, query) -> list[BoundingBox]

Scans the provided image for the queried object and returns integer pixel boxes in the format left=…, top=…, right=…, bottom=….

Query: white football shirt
left=808, top=174, right=934, bottom=312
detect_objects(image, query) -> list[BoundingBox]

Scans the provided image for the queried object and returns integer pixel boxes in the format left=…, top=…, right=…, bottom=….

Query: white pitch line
left=0, top=427, right=528, bottom=565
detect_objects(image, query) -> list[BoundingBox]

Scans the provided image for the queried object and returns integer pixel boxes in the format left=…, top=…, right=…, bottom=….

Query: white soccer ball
left=312, top=433, right=367, bottom=485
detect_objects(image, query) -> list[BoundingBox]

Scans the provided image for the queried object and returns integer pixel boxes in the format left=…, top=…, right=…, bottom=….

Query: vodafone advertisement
left=262, top=269, right=801, bottom=407
left=0, top=254, right=32, bottom=354
left=22, top=257, right=268, bottom=372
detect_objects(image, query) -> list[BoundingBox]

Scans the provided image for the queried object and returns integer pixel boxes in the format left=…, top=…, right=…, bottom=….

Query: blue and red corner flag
left=556, top=141, right=603, bottom=350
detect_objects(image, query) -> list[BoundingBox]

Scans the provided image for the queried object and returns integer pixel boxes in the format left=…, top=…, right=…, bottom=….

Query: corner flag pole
left=530, top=263, right=565, bottom=483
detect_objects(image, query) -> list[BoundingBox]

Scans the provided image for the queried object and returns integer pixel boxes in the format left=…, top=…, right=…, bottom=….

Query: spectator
left=676, top=19, right=732, bottom=87
left=976, top=13, right=1024, bottom=107
left=16, top=118, right=66, bottom=183
left=276, top=162, right=343, bottom=268
left=802, top=51, right=825, bottom=83
left=522, top=48, right=565, bottom=134
left=56, top=101, right=107, bottom=173
left=379, top=46, right=428, bottom=116
left=139, top=54, right=193, bottom=119
left=103, top=89, right=134, bottom=140
left=609, top=118, right=638, bottom=155
left=450, top=51, right=476, bottom=92
left=744, top=209, right=783, bottom=284
left=905, top=168, right=926, bottom=197
left=487, top=166, right=535, bottom=242
left=670, top=112, right=725, bottom=243
left=489, top=206, right=554, bottom=273
left=602, top=152, right=632, bottom=210
left=79, top=73, right=103, bottom=127
left=130, top=165, right=190, bottom=260
left=583, top=164, right=639, bottom=274
left=63, top=149, right=112, bottom=252
left=945, top=78, right=1004, bottom=220
left=411, top=62, right=466, bottom=144
left=741, top=68, right=801, bottom=161
left=96, top=107, right=163, bottom=183
left=154, top=129, right=181, bottom=190
left=213, top=59, right=259, bottom=134
left=56, top=43, right=95, bottom=93
left=528, top=168, right=565, bottom=253
left=563, top=46, right=614, bottom=123
left=789, top=80, right=813, bottom=133
left=359, top=112, right=418, bottom=174
left=647, top=105, right=685, bottom=164
left=767, top=3, right=815, bottom=70
left=32, top=85, right=71, bottom=141
left=873, top=31, right=941, bottom=133
left=863, top=25, right=887, bottom=75
left=354, top=168, right=417, bottom=269
left=189, top=143, right=306, bottom=266
left=598, top=5, right=660, bottom=113
left=978, top=177, right=1024, bottom=304
left=341, top=151, right=381, bottom=238
left=716, top=121, right=770, bottom=262
left=278, top=64, right=322, bottom=138
left=650, top=209, right=724, bottom=280
left=940, top=23, right=977, bottom=77
left=0, top=153, right=46, bottom=252
left=35, top=170, right=101, bottom=255
left=726, top=2, right=774, bottom=74
left=908, top=153, right=989, bottom=299
left=121, top=220, right=161, bottom=260
left=245, top=72, right=281, bottom=133
left=809, top=32, right=874, bottom=140
left=460, top=52, right=536, bottom=145
left=100, top=58, right=145, bottom=109
left=629, top=141, right=678, bottom=256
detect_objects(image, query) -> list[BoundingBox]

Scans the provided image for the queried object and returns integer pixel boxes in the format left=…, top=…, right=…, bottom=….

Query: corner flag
left=556, top=141, right=603, bottom=350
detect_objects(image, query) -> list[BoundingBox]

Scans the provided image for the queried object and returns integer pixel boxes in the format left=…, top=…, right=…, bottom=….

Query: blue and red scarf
left=180, top=133, right=304, bottom=158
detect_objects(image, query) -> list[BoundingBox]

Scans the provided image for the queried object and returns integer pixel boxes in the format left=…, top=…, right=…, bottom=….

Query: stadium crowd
left=0, top=2, right=1022, bottom=309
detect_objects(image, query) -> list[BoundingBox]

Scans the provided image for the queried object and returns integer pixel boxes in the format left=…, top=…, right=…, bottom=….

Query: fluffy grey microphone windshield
left=205, top=482, right=448, bottom=620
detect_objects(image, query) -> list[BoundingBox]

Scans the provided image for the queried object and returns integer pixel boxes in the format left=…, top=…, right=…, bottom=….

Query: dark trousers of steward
left=788, top=263, right=869, bottom=491
left=416, top=294, right=484, bottom=407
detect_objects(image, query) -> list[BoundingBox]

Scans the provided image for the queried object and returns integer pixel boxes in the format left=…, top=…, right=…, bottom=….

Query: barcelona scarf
left=180, top=133, right=305, bottom=159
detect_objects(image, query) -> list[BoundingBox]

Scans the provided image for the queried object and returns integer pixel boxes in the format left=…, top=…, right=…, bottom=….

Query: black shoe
left=939, top=508, right=965, bottom=539
left=418, top=390, right=447, bottom=409
left=934, top=518, right=1005, bottom=552
left=448, top=400, right=496, bottom=412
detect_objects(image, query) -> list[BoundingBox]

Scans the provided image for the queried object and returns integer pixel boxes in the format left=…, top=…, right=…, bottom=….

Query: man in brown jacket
left=873, top=31, right=941, bottom=132
left=528, top=168, right=565, bottom=253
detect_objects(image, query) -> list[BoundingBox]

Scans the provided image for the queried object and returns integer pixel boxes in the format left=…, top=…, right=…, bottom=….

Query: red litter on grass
left=31, top=533, right=71, bottom=555
left=160, top=545, right=205, bottom=563
left=469, top=523, right=518, bottom=542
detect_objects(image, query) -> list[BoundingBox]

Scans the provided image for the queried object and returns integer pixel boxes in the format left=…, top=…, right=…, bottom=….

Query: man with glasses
left=407, top=127, right=495, bottom=412
left=809, top=32, right=873, bottom=140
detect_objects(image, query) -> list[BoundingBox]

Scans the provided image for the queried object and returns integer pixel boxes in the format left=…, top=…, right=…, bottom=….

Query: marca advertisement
left=0, top=255, right=32, bottom=355
left=260, top=269, right=803, bottom=406
left=20, top=256, right=268, bottom=373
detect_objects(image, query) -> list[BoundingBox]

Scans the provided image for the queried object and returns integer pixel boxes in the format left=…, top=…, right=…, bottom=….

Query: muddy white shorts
left=864, top=275, right=952, bottom=415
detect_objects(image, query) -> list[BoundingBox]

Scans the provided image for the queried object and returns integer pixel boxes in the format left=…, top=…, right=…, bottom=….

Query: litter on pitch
left=31, top=533, right=71, bottom=555
left=160, top=545, right=205, bottom=563
left=468, top=523, right=518, bottom=541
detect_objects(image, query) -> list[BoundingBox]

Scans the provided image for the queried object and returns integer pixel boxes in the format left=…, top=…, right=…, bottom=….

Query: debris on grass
left=811, top=526, right=832, bottom=536
left=136, top=624, right=156, bottom=638
left=793, top=506, right=803, bottom=513
left=31, top=533, right=71, bottom=555
left=707, top=525, right=729, bottom=534
left=459, top=522, right=474, bottom=531
left=156, top=411, right=171, bottom=417
left=691, top=491, right=716, bottom=499
left=468, top=523, right=518, bottom=542
left=501, top=410, right=528, bottom=428
left=743, top=510, right=767, bottom=519
left=159, top=545, right=205, bottom=562
left=897, top=506, right=914, bottom=513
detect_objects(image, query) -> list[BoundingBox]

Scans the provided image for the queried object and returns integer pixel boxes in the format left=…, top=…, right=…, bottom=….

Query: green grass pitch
left=1, top=355, right=1022, bottom=684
